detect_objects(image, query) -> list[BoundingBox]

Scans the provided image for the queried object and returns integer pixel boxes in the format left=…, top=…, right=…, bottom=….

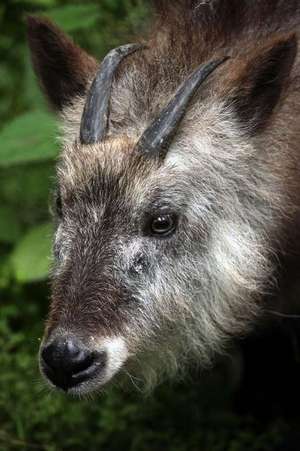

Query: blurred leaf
left=0, top=163, right=54, bottom=218
left=0, top=111, right=58, bottom=167
left=24, top=50, right=47, bottom=111
left=13, top=0, right=57, bottom=5
left=0, top=206, right=21, bottom=243
left=46, top=4, right=100, bottom=31
left=10, top=222, right=53, bottom=282
left=0, top=255, right=12, bottom=289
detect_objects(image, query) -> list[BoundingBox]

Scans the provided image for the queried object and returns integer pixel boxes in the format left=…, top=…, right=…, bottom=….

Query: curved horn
left=135, top=56, right=229, bottom=156
left=80, top=44, right=143, bottom=144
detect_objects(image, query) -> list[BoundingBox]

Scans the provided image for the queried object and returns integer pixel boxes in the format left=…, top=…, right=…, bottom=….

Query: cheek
left=123, top=238, right=153, bottom=276
left=99, top=336, right=129, bottom=381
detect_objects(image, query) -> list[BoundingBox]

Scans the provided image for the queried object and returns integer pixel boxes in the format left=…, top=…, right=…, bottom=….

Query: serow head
left=27, top=17, right=297, bottom=394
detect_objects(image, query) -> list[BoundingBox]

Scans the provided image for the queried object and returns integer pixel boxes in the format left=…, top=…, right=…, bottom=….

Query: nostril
left=42, top=339, right=94, bottom=373
left=40, top=337, right=107, bottom=391
left=70, top=349, right=98, bottom=374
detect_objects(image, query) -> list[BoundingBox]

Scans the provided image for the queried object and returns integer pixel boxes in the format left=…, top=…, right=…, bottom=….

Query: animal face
left=43, top=124, right=271, bottom=395
left=27, top=3, right=298, bottom=395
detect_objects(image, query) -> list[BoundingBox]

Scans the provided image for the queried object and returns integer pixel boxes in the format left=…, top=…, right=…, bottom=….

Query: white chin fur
left=68, top=336, right=128, bottom=396
left=100, top=336, right=129, bottom=383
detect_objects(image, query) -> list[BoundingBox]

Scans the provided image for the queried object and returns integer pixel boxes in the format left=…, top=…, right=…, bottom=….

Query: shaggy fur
left=28, top=0, right=300, bottom=393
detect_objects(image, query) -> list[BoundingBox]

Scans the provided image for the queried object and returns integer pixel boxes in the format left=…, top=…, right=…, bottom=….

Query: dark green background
left=0, top=1, right=291, bottom=449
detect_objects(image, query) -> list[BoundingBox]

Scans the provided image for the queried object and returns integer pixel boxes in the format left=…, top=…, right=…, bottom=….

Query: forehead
left=57, top=137, right=162, bottom=207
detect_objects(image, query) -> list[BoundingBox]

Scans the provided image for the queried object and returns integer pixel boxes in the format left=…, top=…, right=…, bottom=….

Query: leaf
left=0, top=164, right=54, bottom=217
left=0, top=111, right=59, bottom=167
left=0, top=205, right=22, bottom=243
left=0, top=255, right=12, bottom=289
left=47, top=4, right=100, bottom=32
left=10, top=223, right=53, bottom=283
left=24, top=50, right=47, bottom=111
left=13, top=0, right=57, bottom=5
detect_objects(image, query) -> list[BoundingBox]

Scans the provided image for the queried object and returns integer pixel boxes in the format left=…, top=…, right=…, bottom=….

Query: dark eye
left=150, top=214, right=177, bottom=237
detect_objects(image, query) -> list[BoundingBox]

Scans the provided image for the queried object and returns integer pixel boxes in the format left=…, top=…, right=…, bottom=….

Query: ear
left=231, top=34, right=297, bottom=134
left=26, top=16, right=98, bottom=111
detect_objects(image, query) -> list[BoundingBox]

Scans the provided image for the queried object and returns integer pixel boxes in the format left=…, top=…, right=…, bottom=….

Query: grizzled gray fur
left=27, top=0, right=300, bottom=395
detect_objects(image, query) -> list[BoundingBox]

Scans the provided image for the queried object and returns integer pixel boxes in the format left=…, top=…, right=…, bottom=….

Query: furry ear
left=27, top=16, right=97, bottom=111
left=231, top=34, right=297, bottom=134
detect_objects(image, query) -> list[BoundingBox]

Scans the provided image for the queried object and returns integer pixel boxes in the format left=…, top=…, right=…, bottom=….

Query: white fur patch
left=98, top=336, right=128, bottom=384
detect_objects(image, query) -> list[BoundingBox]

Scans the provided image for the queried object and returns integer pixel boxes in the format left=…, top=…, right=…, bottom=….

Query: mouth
left=39, top=335, right=128, bottom=395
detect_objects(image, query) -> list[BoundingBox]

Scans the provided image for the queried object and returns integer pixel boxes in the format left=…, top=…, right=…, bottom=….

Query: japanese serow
left=27, top=0, right=300, bottom=395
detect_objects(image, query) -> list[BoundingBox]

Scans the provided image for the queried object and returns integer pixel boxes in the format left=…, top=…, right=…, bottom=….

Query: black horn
left=80, top=44, right=143, bottom=144
left=135, top=57, right=229, bottom=156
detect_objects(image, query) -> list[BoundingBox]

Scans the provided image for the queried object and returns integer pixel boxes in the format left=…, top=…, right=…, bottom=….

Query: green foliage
left=10, top=223, right=53, bottom=282
left=0, top=0, right=293, bottom=449
left=47, top=4, right=101, bottom=31
left=0, top=111, right=59, bottom=167
left=0, top=206, right=22, bottom=243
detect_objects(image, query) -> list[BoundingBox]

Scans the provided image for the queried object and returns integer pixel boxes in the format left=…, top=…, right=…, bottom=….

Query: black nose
left=40, top=337, right=106, bottom=391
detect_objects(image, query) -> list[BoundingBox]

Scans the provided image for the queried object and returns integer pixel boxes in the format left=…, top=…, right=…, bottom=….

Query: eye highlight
left=149, top=214, right=177, bottom=237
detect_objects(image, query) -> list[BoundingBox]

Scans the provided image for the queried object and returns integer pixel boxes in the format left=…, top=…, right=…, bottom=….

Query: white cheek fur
left=96, top=336, right=129, bottom=384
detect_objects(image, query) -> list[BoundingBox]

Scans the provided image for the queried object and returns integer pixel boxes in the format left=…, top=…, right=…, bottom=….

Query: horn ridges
left=135, top=57, right=229, bottom=157
left=80, top=44, right=143, bottom=144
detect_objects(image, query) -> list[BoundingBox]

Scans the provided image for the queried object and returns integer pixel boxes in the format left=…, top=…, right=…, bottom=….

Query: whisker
left=265, top=310, right=300, bottom=319
left=121, top=369, right=143, bottom=392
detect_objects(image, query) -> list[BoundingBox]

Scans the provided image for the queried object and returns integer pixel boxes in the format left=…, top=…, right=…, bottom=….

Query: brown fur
left=27, top=16, right=97, bottom=110
left=27, top=1, right=300, bottom=393
left=30, top=1, right=300, bottom=323
left=104, top=1, right=300, bottom=148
